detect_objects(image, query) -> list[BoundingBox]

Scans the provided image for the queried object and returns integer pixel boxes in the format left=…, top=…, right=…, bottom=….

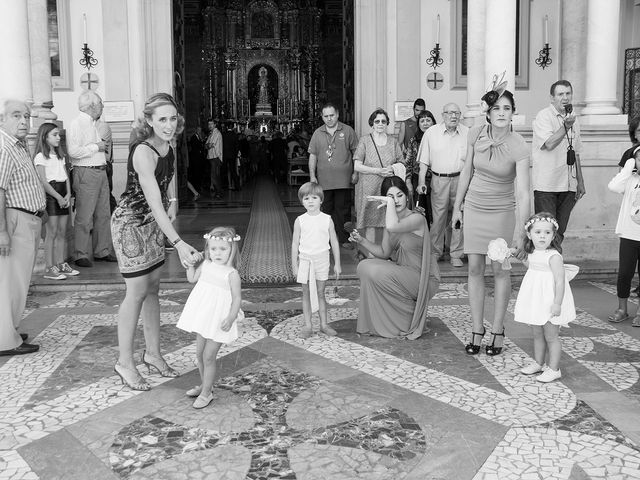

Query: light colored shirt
left=608, top=155, right=640, bottom=241
left=33, top=152, right=68, bottom=182
left=67, top=111, right=106, bottom=167
left=417, top=123, right=469, bottom=174
left=206, top=128, right=223, bottom=159
left=95, top=119, right=113, bottom=162
left=298, top=212, right=331, bottom=256
left=531, top=104, right=582, bottom=192
left=0, top=130, right=46, bottom=211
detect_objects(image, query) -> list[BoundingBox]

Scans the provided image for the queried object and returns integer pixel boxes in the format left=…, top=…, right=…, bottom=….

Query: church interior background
left=177, top=0, right=355, bottom=137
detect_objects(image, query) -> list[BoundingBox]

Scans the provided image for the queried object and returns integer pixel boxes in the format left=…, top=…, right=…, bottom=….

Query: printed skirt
left=111, top=206, right=165, bottom=278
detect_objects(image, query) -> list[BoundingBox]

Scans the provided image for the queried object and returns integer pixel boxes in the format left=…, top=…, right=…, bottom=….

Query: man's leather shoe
left=75, top=258, right=93, bottom=268
left=0, top=342, right=39, bottom=356
left=94, top=254, right=117, bottom=262
left=20, top=333, right=28, bottom=342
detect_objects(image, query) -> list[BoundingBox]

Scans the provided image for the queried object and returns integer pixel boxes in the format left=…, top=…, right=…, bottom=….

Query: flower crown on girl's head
left=203, top=233, right=241, bottom=242
left=524, top=214, right=559, bottom=231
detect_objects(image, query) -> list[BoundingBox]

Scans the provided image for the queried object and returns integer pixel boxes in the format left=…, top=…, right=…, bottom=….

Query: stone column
left=354, top=0, right=386, bottom=135
left=581, top=0, right=626, bottom=123
left=0, top=1, right=33, bottom=101
left=560, top=0, right=587, bottom=109
left=28, top=0, right=56, bottom=122
left=484, top=0, right=516, bottom=94
left=464, top=0, right=486, bottom=126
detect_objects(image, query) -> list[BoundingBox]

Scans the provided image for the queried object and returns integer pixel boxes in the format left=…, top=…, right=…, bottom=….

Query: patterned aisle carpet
left=239, top=177, right=295, bottom=283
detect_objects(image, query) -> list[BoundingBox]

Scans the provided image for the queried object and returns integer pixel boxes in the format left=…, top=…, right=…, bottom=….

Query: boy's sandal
left=632, top=315, right=640, bottom=328
left=300, top=326, right=313, bottom=339
left=608, top=309, right=630, bottom=323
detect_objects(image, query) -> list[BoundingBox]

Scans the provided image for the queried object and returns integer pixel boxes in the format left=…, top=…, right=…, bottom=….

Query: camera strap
left=563, top=123, right=574, bottom=151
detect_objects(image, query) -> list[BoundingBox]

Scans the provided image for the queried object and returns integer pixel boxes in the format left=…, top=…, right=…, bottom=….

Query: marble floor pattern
left=1, top=281, right=640, bottom=479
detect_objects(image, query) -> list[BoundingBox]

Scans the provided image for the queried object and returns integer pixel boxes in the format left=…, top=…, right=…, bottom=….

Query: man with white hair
left=0, top=99, right=45, bottom=356
left=417, top=102, right=469, bottom=267
left=67, top=90, right=115, bottom=267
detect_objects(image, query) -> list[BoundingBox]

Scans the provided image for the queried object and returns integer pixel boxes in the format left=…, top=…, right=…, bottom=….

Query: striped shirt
left=0, top=129, right=46, bottom=211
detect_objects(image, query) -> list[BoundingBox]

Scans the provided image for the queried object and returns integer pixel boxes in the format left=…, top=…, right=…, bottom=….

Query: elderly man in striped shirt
left=0, top=99, right=45, bottom=356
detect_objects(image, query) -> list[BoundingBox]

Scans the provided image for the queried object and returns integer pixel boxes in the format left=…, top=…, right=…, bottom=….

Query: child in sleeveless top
left=176, top=226, right=243, bottom=409
left=514, top=213, right=577, bottom=383
left=291, top=182, right=341, bottom=338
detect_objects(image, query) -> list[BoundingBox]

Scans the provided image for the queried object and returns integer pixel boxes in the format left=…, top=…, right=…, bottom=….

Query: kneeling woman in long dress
left=350, top=176, right=440, bottom=339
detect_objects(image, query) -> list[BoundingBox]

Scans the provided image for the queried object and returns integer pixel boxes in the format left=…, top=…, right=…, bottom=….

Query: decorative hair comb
left=203, top=233, right=241, bottom=242
left=524, top=215, right=559, bottom=231
left=481, top=71, right=508, bottom=113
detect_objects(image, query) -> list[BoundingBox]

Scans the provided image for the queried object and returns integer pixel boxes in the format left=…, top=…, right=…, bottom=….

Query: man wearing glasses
left=398, top=98, right=426, bottom=153
left=0, top=99, right=45, bottom=356
left=308, top=103, right=358, bottom=248
left=417, top=103, right=468, bottom=267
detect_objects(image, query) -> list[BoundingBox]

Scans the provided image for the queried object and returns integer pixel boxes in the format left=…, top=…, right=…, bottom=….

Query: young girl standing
left=33, top=123, right=79, bottom=280
left=608, top=151, right=640, bottom=326
left=514, top=213, right=576, bottom=383
left=291, top=182, right=341, bottom=338
left=176, top=226, right=243, bottom=409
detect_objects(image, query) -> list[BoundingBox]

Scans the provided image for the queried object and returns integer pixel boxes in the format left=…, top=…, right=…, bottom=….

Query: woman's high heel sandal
left=142, top=350, right=180, bottom=378
left=485, top=328, right=505, bottom=356
left=465, top=328, right=486, bottom=355
left=114, top=362, right=151, bottom=391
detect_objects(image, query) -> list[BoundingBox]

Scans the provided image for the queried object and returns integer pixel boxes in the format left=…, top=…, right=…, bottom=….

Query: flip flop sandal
left=632, top=316, right=640, bottom=327
left=608, top=309, right=630, bottom=323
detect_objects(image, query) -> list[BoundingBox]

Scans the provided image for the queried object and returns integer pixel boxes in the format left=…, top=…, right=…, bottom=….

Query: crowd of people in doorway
left=1, top=75, right=639, bottom=395
left=185, top=119, right=314, bottom=200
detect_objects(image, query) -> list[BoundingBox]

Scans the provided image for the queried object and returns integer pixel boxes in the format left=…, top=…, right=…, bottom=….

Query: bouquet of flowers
left=487, top=238, right=513, bottom=270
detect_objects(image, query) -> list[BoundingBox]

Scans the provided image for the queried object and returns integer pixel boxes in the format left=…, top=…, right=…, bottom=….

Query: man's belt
left=77, top=165, right=107, bottom=170
left=431, top=171, right=460, bottom=177
left=9, top=207, right=45, bottom=218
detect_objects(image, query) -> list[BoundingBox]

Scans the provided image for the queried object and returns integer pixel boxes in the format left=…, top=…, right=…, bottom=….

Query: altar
left=198, top=0, right=331, bottom=133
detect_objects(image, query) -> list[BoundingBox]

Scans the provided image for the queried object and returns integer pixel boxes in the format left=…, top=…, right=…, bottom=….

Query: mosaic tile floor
left=1, top=281, right=640, bottom=479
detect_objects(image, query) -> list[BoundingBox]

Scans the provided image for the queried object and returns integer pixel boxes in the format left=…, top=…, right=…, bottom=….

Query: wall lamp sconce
left=426, top=14, right=443, bottom=69
left=79, top=14, right=98, bottom=70
left=535, top=15, right=552, bottom=69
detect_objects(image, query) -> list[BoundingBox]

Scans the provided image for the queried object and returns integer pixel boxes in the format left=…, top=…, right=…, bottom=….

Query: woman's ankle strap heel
left=485, top=328, right=505, bottom=356
left=464, top=328, right=486, bottom=355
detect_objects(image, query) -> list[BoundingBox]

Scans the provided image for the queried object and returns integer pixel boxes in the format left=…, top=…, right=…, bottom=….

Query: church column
left=581, top=0, right=626, bottom=123
left=0, top=1, right=33, bottom=101
left=224, top=51, right=238, bottom=118
left=560, top=0, right=587, bottom=109
left=484, top=0, right=516, bottom=93
left=27, top=0, right=56, bottom=122
left=354, top=0, right=387, bottom=134
left=464, top=0, right=486, bottom=125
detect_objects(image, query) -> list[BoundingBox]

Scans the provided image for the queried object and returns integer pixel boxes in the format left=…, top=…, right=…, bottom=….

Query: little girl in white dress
left=176, top=226, right=243, bottom=408
left=514, top=213, right=577, bottom=383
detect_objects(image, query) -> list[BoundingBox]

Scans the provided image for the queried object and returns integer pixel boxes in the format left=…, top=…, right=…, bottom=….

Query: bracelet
left=168, top=198, right=177, bottom=203
left=170, top=237, right=182, bottom=246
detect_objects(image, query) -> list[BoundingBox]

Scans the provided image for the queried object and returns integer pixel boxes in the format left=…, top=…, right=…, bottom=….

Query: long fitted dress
left=111, top=142, right=174, bottom=277
left=354, top=135, right=403, bottom=229
left=357, top=216, right=440, bottom=338
left=463, top=125, right=529, bottom=254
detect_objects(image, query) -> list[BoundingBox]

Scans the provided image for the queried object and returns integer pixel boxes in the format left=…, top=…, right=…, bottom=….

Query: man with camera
left=531, top=80, right=585, bottom=250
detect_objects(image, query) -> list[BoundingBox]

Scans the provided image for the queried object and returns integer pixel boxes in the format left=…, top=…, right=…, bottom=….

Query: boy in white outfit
left=291, top=182, right=341, bottom=338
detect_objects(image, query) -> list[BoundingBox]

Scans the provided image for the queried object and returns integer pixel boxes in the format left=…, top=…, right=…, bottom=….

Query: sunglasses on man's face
left=373, top=119, right=388, bottom=124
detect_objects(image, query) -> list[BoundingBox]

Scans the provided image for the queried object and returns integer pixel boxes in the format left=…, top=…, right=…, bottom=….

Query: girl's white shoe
left=193, top=393, right=214, bottom=409
left=536, top=368, right=562, bottom=383
left=520, top=362, right=545, bottom=375
left=186, top=385, right=202, bottom=397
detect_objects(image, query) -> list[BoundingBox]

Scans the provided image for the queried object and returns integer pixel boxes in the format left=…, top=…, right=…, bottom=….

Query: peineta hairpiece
left=203, top=233, right=241, bottom=242
left=524, top=215, right=559, bottom=231
left=481, top=71, right=508, bottom=113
